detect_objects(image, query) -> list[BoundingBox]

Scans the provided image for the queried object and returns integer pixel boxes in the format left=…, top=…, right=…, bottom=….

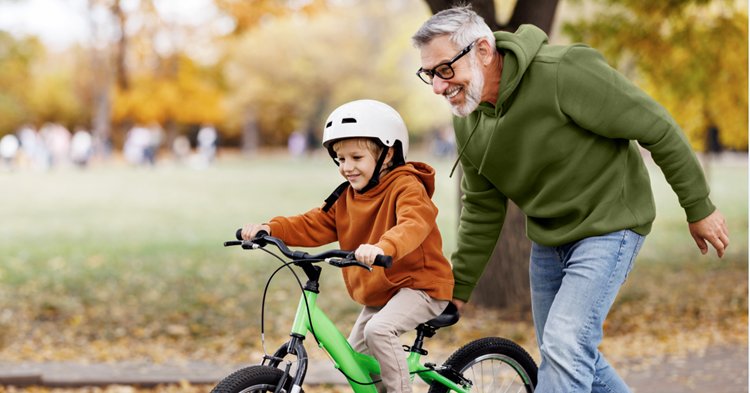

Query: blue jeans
left=530, top=229, right=645, bottom=393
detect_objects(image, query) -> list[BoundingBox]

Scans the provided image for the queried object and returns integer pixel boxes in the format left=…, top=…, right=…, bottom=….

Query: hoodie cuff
left=267, top=220, right=285, bottom=238
left=375, top=240, right=397, bottom=261
left=452, top=284, right=474, bottom=303
left=684, top=198, right=716, bottom=223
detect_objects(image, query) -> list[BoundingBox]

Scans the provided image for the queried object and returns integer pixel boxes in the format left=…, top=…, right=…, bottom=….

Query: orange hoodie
left=267, top=161, right=454, bottom=307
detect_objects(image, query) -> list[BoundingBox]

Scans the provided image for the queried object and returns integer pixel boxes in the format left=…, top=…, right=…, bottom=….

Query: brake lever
left=241, top=240, right=263, bottom=250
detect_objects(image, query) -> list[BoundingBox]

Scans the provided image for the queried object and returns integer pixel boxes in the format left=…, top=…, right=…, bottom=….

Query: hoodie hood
left=368, top=161, right=436, bottom=198
left=476, top=24, right=548, bottom=116
left=322, top=162, right=436, bottom=212
left=449, top=24, right=548, bottom=177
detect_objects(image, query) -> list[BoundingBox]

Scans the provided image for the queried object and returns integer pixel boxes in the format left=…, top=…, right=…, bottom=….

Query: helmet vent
left=325, top=121, right=333, bottom=128
left=341, top=118, right=357, bottom=124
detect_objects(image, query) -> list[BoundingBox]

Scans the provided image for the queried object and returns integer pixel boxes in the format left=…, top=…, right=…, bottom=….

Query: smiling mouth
left=444, top=85, right=462, bottom=100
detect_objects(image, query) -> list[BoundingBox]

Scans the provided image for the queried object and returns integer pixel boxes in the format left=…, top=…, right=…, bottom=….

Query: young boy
left=241, top=99, right=454, bottom=393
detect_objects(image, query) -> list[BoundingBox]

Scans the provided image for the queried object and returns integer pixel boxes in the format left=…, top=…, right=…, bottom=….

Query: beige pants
left=347, top=288, right=449, bottom=393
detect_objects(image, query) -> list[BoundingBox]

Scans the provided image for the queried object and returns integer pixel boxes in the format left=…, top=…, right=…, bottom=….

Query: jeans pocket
left=622, top=230, right=646, bottom=282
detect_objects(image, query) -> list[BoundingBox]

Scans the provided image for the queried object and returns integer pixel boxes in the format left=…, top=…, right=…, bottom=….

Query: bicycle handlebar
left=227, top=229, right=393, bottom=269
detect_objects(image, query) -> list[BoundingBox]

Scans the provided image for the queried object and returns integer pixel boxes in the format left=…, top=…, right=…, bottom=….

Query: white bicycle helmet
left=322, top=99, right=409, bottom=163
left=320, top=100, right=410, bottom=207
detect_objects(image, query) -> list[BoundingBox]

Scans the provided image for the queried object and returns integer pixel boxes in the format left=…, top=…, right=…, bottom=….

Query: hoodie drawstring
left=449, top=115, right=482, bottom=178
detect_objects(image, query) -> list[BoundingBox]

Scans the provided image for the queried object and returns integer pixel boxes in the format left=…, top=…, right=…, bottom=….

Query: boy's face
left=334, top=139, right=379, bottom=191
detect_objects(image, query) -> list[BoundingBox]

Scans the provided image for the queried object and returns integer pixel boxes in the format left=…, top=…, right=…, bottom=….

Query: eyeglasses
left=416, top=41, right=476, bottom=85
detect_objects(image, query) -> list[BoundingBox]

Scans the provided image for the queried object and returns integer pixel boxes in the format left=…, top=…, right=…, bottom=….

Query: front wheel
left=211, top=365, right=301, bottom=393
left=428, top=337, right=537, bottom=393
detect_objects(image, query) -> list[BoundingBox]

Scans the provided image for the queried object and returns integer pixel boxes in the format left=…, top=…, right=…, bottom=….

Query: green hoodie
left=452, top=25, right=715, bottom=301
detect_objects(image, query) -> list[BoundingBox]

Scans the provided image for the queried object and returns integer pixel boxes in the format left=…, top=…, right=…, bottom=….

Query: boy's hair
left=332, top=137, right=384, bottom=160
left=411, top=5, right=494, bottom=50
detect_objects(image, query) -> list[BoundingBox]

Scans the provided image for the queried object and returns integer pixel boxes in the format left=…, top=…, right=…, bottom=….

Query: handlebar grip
left=373, top=255, right=392, bottom=268
left=236, top=229, right=270, bottom=241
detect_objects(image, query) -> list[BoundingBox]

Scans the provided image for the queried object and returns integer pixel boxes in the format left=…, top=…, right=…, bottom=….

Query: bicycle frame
left=220, top=234, right=535, bottom=393
left=288, top=288, right=470, bottom=393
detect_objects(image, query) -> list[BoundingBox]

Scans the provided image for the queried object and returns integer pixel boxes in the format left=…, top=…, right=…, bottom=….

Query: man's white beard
left=450, top=59, right=484, bottom=117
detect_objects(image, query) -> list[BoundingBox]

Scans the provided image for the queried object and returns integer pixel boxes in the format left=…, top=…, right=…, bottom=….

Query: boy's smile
left=335, top=139, right=378, bottom=191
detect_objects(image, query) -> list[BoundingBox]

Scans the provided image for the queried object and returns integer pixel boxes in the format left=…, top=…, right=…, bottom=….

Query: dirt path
left=0, top=345, right=745, bottom=391
left=622, top=344, right=748, bottom=393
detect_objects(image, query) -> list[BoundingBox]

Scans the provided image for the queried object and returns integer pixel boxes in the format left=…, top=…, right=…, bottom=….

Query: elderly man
left=412, top=5, right=729, bottom=393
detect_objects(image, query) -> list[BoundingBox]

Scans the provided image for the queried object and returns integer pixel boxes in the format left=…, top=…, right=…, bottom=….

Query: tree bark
left=242, top=110, right=260, bottom=156
left=506, top=0, right=560, bottom=32
left=424, top=0, right=501, bottom=31
left=111, top=0, right=129, bottom=90
left=422, top=0, right=559, bottom=314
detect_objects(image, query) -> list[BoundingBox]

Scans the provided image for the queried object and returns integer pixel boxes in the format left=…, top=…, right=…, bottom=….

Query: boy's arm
left=267, top=205, right=338, bottom=247
left=373, top=177, right=438, bottom=260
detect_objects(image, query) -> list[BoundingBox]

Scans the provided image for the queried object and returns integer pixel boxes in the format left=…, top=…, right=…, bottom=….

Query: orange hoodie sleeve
left=267, top=205, right=338, bottom=247
left=374, top=175, right=438, bottom=260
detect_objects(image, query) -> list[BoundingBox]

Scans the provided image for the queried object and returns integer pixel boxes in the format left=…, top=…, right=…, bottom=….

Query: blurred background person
left=0, top=133, right=20, bottom=171
left=197, top=124, right=218, bottom=166
left=171, top=134, right=192, bottom=165
left=70, top=127, right=94, bottom=168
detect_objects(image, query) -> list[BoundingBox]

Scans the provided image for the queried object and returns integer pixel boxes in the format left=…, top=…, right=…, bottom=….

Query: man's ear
left=476, top=38, right=495, bottom=66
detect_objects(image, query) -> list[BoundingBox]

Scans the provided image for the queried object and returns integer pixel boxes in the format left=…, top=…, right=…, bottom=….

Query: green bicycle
left=212, top=231, right=537, bottom=393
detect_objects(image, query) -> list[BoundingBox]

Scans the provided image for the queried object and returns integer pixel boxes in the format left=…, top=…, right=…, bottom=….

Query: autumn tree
left=82, top=0, right=229, bottom=149
left=222, top=1, right=450, bottom=151
left=0, top=32, right=42, bottom=134
left=563, top=0, right=748, bottom=152
left=215, top=0, right=329, bottom=153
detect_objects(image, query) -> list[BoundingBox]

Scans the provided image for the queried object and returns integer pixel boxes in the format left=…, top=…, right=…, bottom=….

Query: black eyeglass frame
left=416, top=41, right=477, bottom=85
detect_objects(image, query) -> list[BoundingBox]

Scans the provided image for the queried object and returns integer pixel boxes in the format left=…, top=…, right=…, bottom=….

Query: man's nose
left=432, top=76, right=449, bottom=95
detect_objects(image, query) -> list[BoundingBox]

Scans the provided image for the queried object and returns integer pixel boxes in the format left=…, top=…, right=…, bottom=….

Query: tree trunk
left=111, top=0, right=129, bottom=90
left=471, top=201, right=531, bottom=317
left=424, top=0, right=501, bottom=31
left=423, top=0, right=559, bottom=314
left=506, top=0, right=560, bottom=33
left=242, top=110, right=260, bottom=156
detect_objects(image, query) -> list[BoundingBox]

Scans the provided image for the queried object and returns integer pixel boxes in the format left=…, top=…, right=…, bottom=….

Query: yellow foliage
left=112, top=56, right=224, bottom=126
left=222, top=1, right=449, bottom=146
left=564, top=1, right=748, bottom=150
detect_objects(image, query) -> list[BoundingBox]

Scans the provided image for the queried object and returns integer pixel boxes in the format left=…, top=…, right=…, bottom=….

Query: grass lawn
left=0, top=150, right=745, bottom=367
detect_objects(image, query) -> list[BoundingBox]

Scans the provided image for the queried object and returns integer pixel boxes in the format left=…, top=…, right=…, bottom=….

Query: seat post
left=408, top=323, right=435, bottom=355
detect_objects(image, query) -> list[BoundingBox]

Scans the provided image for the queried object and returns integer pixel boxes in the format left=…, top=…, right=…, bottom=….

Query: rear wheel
left=211, top=365, right=301, bottom=393
left=428, top=337, right=537, bottom=393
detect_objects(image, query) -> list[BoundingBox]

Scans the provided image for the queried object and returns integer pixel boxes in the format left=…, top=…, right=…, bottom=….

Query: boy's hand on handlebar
left=241, top=224, right=271, bottom=240
left=355, top=244, right=385, bottom=266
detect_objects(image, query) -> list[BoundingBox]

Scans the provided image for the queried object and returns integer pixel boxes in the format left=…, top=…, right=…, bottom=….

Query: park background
left=0, top=0, right=747, bottom=392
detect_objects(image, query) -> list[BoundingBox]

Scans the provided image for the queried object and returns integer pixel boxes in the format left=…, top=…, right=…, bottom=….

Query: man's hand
left=355, top=244, right=385, bottom=266
left=688, top=210, right=730, bottom=257
left=452, top=298, right=466, bottom=312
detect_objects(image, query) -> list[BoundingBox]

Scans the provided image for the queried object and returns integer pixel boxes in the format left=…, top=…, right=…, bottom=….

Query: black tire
left=428, top=337, right=537, bottom=393
left=211, top=365, right=301, bottom=393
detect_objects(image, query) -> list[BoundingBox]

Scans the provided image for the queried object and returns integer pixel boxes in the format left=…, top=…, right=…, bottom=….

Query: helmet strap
left=357, top=147, right=390, bottom=194
left=322, top=181, right=349, bottom=212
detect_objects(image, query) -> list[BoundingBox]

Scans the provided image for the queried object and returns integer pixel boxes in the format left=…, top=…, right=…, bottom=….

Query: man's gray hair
left=411, top=5, right=495, bottom=49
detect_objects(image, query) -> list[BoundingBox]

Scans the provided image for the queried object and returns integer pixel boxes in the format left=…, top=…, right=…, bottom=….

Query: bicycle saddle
left=425, top=301, right=460, bottom=328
